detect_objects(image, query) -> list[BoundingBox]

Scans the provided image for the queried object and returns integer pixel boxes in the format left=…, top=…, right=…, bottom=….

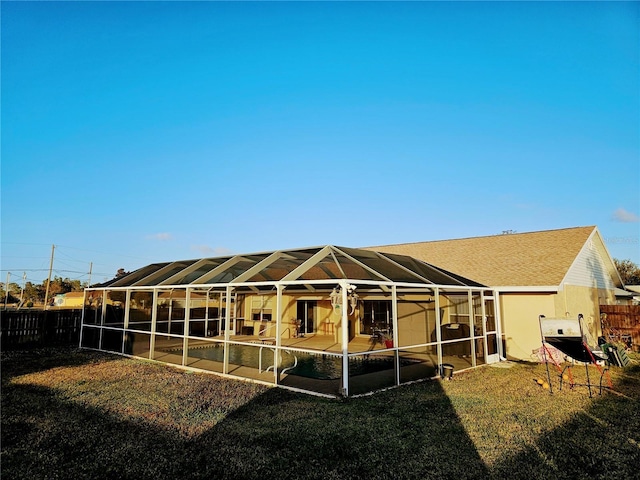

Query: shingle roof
left=365, top=226, right=597, bottom=287
left=63, top=291, right=85, bottom=298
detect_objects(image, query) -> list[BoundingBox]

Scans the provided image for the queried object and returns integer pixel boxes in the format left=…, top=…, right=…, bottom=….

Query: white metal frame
left=79, top=245, right=499, bottom=397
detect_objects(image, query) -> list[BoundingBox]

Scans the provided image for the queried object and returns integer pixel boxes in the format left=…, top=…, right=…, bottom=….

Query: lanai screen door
left=484, top=297, right=499, bottom=363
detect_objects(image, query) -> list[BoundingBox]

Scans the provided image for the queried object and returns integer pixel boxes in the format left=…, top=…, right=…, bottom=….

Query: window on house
left=360, top=300, right=392, bottom=335
left=252, top=309, right=272, bottom=321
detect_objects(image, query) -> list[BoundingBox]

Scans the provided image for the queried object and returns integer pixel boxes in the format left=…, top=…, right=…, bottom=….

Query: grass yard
left=2, top=347, right=639, bottom=480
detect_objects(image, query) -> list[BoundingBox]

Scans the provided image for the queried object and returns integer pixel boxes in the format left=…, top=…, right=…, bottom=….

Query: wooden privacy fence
left=599, top=304, right=640, bottom=352
left=0, top=309, right=82, bottom=349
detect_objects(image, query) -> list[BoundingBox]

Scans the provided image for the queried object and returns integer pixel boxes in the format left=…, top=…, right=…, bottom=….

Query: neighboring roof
left=64, top=291, right=85, bottom=298
left=614, top=288, right=634, bottom=298
left=365, top=226, right=597, bottom=287
left=93, top=245, right=485, bottom=290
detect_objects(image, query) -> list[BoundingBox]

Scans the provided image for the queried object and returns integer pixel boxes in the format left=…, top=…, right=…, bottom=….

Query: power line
left=0, top=242, right=54, bottom=246
left=2, top=242, right=155, bottom=264
left=1, top=267, right=112, bottom=283
left=0, top=256, right=51, bottom=260
left=2, top=243, right=148, bottom=285
left=52, top=269, right=104, bottom=275
left=55, top=249, right=91, bottom=264
left=55, top=244, right=156, bottom=262
left=0, top=269, right=50, bottom=273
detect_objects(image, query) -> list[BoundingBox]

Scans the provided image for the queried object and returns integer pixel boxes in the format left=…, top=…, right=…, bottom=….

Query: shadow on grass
left=201, top=385, right=489, bottom=480
left=491, top=363, right=640, bottom=479
left=0, top=346, right=120, bottom=379
left=9, top=350, right=637, bottom=479
left=1, top=349, right=488, bottom=480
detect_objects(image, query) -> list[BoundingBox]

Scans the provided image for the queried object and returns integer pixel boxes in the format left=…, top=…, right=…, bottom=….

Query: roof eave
left=493, top=286, right=560, bottom=293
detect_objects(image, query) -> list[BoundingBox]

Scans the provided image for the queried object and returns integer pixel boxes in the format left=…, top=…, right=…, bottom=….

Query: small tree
left=24, top=282, right=45, bottom=303
left=614, top=258, right=640, bottom=285
left=0, top=283, right=19, bottom=305
left=115, top=268, right=130, bottom=279
left=46, top=276, right=83, bottom=295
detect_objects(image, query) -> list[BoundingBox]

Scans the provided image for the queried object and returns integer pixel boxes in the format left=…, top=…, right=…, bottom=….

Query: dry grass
left=2, top=347, right=639, bottom=480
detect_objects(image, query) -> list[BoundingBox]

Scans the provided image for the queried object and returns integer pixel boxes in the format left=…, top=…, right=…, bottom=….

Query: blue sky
left=2, top=1, right=639, bottom=285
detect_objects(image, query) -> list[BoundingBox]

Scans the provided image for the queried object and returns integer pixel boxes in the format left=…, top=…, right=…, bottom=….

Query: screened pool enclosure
left=81, top=246, right=503, bottom=397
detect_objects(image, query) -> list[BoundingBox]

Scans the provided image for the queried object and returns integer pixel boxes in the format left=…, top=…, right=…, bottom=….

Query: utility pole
left=43, top=244, right=55, bottom=309
left=87, top=262, right=93, bottom=288
left=19, top=272, right=26, bottom=309
left=4, top=272, right=10, bottom=311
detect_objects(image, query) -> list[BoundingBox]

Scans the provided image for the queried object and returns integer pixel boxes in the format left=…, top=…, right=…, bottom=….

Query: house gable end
left=561, top=228, right=621, bottom=290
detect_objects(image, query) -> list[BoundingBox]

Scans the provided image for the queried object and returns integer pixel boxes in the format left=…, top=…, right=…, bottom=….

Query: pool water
left=183, top=344, right=406, bottom=380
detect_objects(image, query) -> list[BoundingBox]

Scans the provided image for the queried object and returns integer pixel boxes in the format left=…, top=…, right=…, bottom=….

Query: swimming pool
left=181, top=344, right=405, bottom=380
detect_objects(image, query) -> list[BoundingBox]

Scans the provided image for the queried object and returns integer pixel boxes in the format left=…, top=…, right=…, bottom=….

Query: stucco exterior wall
left=500, top=293, right=555, bottom=360
left=501, top=285, right=617, bottom=360
left=397, top=301, right=436, bottom=346
left=59, top=297, right=84, bottom=308
left=240, top=294, right=340, bottom=340
left=553, top=284, right=604, bottom=340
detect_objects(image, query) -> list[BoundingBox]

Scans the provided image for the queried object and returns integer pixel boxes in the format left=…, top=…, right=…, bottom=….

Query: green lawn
left=2, top=347, right=639, bottom=480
